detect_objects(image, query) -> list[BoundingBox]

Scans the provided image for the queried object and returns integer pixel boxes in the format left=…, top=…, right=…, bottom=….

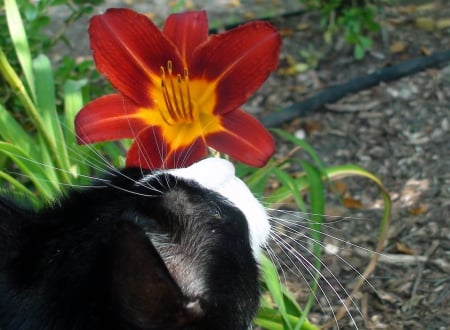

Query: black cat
left=0, top=158, right=270, bottom=330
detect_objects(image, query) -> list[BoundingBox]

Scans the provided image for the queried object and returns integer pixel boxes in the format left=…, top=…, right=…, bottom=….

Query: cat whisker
left=269, top=215, right=382, bottom=259
left=5, top=171, right=109, bottom=189
left=265, top=206, right=368, bottom=224
left=269, top=231, right=343, bottom=328
left=273, top=224, right=372, bottom=305
left=272, top=230, right=363, bottom=329
left=266, top=208, right=384, bottom=329
left=263, top=244, right=289, bottom=285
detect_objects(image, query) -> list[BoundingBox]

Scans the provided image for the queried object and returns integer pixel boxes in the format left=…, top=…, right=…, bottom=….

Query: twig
left=410, top=240, right=440, bottom=299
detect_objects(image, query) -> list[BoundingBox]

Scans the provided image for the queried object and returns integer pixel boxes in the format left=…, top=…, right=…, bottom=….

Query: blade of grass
left=265, top=172, right=309, bottom=205
left=33, top=54, right=72, bottom=184
left=5, top=0, right=36, bottom=100
left=63, top=79, right=90, bottom=178
left=63, top=79, right=87, bottom=140
left=244, top=164, right=274, bottom=196
left=321, top=164, right=391, bottom=327
left=272, top=167, right=307, bottom=212
left=0, top=47, right=64, bottom=178
left=295, top=161, right=324, bottom=330
left=0, top=103, right=35, bottom=156
left=0, top=170, right=39, bottom=206
left=271, top=129, right=326, bottom=172
left=259, top=253, right=292, bottom=330
left=255, top=305, right=320, bottom=330
left=0, top=142, right=58, bottom=201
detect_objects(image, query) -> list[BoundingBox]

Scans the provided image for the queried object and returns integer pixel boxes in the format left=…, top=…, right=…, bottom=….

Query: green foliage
left=0, top=1, right=391, bottom=329
left=0, top=0, right=120, bottom=206
left=240, top=130, right=391, bottom=329
left=299, top=0, right=380, bottom=59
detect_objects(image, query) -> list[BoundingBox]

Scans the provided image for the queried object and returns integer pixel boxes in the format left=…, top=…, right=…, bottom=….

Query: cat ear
left=111, top=221, right=203, bottom=329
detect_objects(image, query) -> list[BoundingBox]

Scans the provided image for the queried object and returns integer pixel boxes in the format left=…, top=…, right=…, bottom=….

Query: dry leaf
left=330, top=180, right=347, bottom=195
left=395, top=241, right=414, bottom=255
left=185, top=0, right=195, bottom=10
left=409, top=203, right=429, bottom=215
left=421, top=47, right=432, bottom=56
left=243, top=11, right=256, bottom=19
left=296, top=22, right=310, bottom=31
left=229, top=0, right=241, bottom=7
left=415, top=17, right=435, bottom=30
left=397, top=5, right=417, bottom=15
left=416, top=3, right=437, bottom=12
left=436, top=19, right=450, bottom=30
left=144, top=12, right=156, bottom=20
left=390, top=41, right=408, bottom=54
left=387, top=17, right=408, bottom=25
left=343, top=197, right=363, bottom=209
left=289, top=85, right=306, bottom=93
left=304, top=120, right=323, bottom=134
left=279, top=28, right=294, bottom=37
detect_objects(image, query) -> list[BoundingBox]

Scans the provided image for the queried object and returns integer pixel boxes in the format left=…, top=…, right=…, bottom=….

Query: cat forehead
left=138, top=158, right=270, bottom=256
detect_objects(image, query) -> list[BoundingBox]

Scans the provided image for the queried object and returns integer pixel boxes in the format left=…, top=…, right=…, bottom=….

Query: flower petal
left=126, top=127, right=207, bottom=169
left=206, top=110, right=275, bottom=167
left=75, top=94, right=148, bottom=144
left=89, top=8, right=184, bottom=107
left=162, top=11, right=208, bottom=65
left=190, top=21, right=281, bottom=114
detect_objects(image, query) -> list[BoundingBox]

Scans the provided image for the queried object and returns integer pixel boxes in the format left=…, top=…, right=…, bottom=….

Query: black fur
left=0, top=168, right=260, bottom=329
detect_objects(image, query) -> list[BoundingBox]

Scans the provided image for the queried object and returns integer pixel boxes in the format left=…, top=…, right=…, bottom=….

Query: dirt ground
left=54, top=1, right=449, bottom=329
left=257, top=3, right=450, bottom=329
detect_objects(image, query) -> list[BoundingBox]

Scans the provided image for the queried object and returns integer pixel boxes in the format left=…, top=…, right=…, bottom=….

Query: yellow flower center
left=141, top=60, right=223, bottom=149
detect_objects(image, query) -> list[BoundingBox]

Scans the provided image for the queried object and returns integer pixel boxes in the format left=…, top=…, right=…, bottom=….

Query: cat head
left=107, top=158, right=270, bottom=329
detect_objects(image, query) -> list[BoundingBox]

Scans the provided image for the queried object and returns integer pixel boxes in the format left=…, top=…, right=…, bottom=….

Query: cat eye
left=209, top=202, right=224, bottom=220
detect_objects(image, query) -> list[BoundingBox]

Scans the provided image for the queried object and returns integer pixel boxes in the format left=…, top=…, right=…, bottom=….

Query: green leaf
left=259, top=254, right=292, bottom=330
left=255, top=304, right=320, bottom=330
left=0, top=170, right=39, bottom=206
left=0, top=103, right=35, bottom=156
left=5, top=0, right=36, bottom=100
left=0, top=141, right=58, bottom=201
left=272, top=167, right=306, bottom=212
left=63, top=79, right=87, bottom=144
left=354, top=44, right=365, bottom=60
left=244, top=164, right=273, bottom=196
left=296, top=161, right=324, bottom=327
left=33, top=54, right=72, bottom=183
left=270, top=129, right=326, bottom=173
left=359, top=36, right=373, bottom=49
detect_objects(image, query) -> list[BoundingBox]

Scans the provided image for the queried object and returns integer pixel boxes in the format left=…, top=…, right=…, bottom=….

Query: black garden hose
left=261, top=49, right=450, bottom=127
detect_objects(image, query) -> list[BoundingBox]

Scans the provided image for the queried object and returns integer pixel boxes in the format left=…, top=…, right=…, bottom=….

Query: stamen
left=177, top=74, right=188, bottom=119
left=184, top=68, right=194, bottom=121
left=160, top=79, right=176, bottom=125
left=159, top=61, right=194, bottom=125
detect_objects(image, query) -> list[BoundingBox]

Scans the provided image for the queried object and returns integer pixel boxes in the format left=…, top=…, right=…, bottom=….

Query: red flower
left=75, top=8, right=281, bottom=169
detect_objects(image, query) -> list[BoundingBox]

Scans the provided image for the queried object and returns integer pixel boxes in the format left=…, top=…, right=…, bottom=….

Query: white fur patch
left=168, top=158, right=270, bottom=257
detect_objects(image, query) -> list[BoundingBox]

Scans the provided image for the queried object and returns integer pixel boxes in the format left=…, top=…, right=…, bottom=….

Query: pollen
left=159, top=61, right=195, bottom=125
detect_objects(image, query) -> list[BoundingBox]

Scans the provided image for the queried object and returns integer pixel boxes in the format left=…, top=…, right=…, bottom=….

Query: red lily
left=75, top=8, right=281, bottom=169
